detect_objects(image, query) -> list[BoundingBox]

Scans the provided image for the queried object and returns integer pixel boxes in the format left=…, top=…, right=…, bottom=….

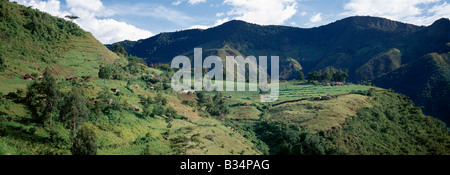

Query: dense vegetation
left=305, top=68, right=349, bottom=82
left=0, top=0, right=85, bottom=64
left=108, top=16, right=450, bottom=125
left=373, top=52, right=450, bottom=124
left=0, top=1, right=449, bottom=155
left=249, top=89, right=450, bottom=155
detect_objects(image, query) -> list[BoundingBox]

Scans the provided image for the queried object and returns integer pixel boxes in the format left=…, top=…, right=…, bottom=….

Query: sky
left=15, top=0, right=450, bottom=44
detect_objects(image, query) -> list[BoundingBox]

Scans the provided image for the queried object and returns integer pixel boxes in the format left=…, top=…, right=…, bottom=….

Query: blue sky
left=16, top=0, right=450, bottom=44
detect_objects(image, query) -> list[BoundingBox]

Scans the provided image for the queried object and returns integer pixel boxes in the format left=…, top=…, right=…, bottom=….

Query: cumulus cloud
left=16, top=0, right=69, bottom=17
left=222, top=0, right=298, bottom=25
left=342, top=0, right=450, bottom=26
left=16, top=0, right=153, bottom=44
left=310, top=13, right=322, bottom=23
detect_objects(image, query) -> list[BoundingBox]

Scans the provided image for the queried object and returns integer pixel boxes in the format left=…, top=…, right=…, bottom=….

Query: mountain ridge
left=107, top=16, right=450, bottom=124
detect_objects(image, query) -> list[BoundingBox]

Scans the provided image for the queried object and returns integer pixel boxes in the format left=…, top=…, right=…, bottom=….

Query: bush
left=6, top=91, right=20, bottom=99
left=71, top=123, right=97, bottom=155
left=152, top=104, right=166, bottom=117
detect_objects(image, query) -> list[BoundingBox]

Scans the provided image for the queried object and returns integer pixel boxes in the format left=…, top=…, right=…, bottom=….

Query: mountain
left=1, top=0, right=449, bottom=155
left=0, top=0, right=119, bottom=83
left=373, top=52, right=450, bottom=124
left=108, top=16, right=425, bottom=75
left=0, top=0, right=262, bottom=155
left=108, top=16, right=450, bottom=124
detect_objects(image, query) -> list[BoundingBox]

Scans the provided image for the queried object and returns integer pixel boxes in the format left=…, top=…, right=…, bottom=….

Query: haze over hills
left=108, top=16, right=450, bottom=124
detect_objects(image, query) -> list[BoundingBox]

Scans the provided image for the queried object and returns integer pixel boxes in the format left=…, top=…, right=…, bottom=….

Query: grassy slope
left=2, top=1, right=446, bottom=155
left=269, top=94, right=372, bottom=133
left=0, top=1, right=260, bottom=155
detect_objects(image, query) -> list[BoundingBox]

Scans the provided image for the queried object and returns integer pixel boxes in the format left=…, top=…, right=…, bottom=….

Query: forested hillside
left=108, top=16, right=450, bottom=125
left=0, top=0, right=449, bottom=155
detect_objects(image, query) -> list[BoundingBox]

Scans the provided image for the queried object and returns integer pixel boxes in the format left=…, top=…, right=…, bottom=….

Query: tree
left=306, top=71, right=321, bottom=82
left=25, top=70, right=60, bottom=128
left=333, top=69, right=343, bottom=82
left=298, top=71, right=304, bottom=81
left=42, top=70, right=59, bottom=128
left=71, top=123, right=97, bottom=155
left=64, top=15, right=79, bottom=21
left=165, top=106, right=178, bottom=118
left=206, top=92, right=229, bottom=116
left=169, top=127, right=202, bottom=155
left=154, top=93, right=168, bottom=106
left=143, top=105, right=153, bottom=118
left=152, top=104, right=166, bottom=117
left=98, top=65, right=113, bottom=79
left=321, top=69, right=333, bottom=82
left=342, top=69, right=349, bottom=82
left=60, top=87, right=90, bottom=137
left=196, top=90, right=210, bottom=106
left=112, top=43, right=128, bottom=56
left=0, top=54, right=4, bottom=71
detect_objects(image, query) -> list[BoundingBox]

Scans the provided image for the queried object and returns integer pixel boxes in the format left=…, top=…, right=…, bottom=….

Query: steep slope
left=108, top=16, right=450, bottom=123
left=397, top=18, right=450, bottom=65
left=0, top=1, right=261, bottom=155
left=0, top=0, right=119, bottom=94
left=353, top=49, right=402, bottom=81
left=373, top=52, right=450, bottom=124
left=108, top=16, right=424, bottom=74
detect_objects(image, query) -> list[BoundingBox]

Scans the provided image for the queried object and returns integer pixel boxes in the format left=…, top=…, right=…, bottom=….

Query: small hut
left=65, top=76, right=74, bottom=81
left=23, top=73, right=33, bottom=80
left=111, top=88, right=120, bottom=93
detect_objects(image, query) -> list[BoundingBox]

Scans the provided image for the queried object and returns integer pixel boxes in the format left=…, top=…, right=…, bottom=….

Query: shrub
left=152, top=104, right=166, bottom=117
left=71, top=123, right=97, bottom=155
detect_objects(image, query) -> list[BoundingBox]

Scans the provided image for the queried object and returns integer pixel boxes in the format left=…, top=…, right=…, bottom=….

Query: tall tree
left=169, top=127, right=201, bottom=155
left=196, top=90, right=209, bottom=106
left=298, top=71, right=305, bottom=81
left=71, top=123, right=97, bottom=155
left=306, top=71, right=321, bottom=82
left=25, top=70, right=60, bottom=128
left=206, top=92, right=229, bottom=116
left=321, top=69, right=333, bottom=82
left=42, top=70, right=59, bottom=128
left=60, top=87, right=90, bottom=137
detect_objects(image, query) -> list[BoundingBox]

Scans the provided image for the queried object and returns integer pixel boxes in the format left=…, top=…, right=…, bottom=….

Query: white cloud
left=16, top=0, right=69, bottom=17
left=188, top=25, right=210, bottom=29
left=188, top=0, right=207, bottom=5
left=299, top=11, right=307, bottom=17
left=172, top=0, right=207, bottom=5
left=310, top=13, right=322, bottom=23
left=16, top=0, right=153, bottom=44
left=214, top=17, right=231, bottom=26
left=342, top=0, right=449, bottom=26
left=216, top=12, right=225, bottom=17
left=111, top=4, right=193, bottom=26
left=80, top=18, right=153, bottom=44
left=222, top=0, right=299, bottom=25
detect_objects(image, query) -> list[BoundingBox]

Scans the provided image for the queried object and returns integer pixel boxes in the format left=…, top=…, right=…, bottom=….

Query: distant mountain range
left=107, top=16, right=450, bottom=124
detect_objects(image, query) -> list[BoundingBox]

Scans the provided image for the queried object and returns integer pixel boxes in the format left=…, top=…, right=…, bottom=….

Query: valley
left=0, top=0, right=449, bottom=155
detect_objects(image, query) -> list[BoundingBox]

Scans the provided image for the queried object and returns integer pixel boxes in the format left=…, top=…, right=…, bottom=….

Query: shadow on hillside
left=0, top=122, right=49, bottom=144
